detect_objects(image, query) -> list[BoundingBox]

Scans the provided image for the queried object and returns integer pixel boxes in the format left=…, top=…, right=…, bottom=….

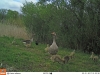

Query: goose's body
left=48, top=32, right=58, bottom=55
left=69, top=50, right=75, bottom=59
left=23, top=34, right=35, bottom=47
left=48, top=42, right=58, bottom=55
left=50, top=55, right=64, bottom=64
left=90, top=52, right=94, bottom=59
left=23, top=39, right=33, bottom=44
left=12, top=38, right=15, bottom=44
left=23, top=38, right=33, bottom=47
left=90, top=52, right=99, bottom=61
left=63, top=55, right=70, bottom=63
left=45, top=44, right=49, bottom=52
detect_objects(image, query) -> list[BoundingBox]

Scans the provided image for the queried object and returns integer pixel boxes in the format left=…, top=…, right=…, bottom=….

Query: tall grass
left=0, top=23, right=29, bottom=39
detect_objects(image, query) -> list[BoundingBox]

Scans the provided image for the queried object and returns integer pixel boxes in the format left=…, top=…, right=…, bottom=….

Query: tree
left=0, top=9, right=7, bottom=23
left=21, top=0, right=100, bottom=55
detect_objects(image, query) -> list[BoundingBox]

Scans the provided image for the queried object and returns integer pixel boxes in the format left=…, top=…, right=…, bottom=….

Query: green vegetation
left=21, top=0, right=100, bottom=54
left=0, top=36, right=100, bottom=72
left=0, top=0, right=100, bottom=54
left=0, top=9, right=23, bottom=27
left=0, top=0, right=100, bottom=72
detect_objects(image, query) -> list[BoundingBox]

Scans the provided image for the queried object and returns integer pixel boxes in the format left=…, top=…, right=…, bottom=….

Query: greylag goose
left=45, top=44, right=49, bottom=52
left=90, top=52, right=99, bottom=61
left=69, top=50, right=75, bottom=59
left=23, top=34, right=35, bottom=47
left=23, top=38, right=33, bottom=47
left=48, top=32, right=58, bottom=55
left=50, top=55, right=64, bottom=64
left=63, top=55, right=70, bottom=64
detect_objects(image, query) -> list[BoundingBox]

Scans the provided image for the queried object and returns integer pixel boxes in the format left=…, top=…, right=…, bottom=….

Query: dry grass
left=0, top=23, right=29, bottom=39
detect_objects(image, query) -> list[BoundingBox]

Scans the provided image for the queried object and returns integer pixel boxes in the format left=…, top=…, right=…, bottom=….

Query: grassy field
left=0, top=36, right=100, bottom=72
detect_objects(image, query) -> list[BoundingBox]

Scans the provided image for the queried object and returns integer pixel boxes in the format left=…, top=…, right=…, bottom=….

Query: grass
left=0, top=23, right=29, bottom=39
left=0, top=36, right=100, bottom=72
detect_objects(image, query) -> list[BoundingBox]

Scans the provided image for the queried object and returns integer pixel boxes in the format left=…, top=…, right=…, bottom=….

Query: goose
left=90, top=52, right=94, bottom=59
left=63, top=55, right=70, bottom=64
left=23, top=38, right=33, bottom=47
left=90, top=52, right=99, bottom=61
left=50, top=55, right=64, bottom=64
left=69, top=50, right=75, bottom=59
left=45, top=44, right=49, bottom=52
left=48, top=32, right=58, bottom=55
left=23, top=34, right=35, bottom=47
left=12, top=38, right=15, bottom=44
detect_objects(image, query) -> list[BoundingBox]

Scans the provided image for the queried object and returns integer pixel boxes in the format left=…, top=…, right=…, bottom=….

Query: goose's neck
left=31, top=38, right=33, bottom=42
left=92, top=53, right=94, bottom=56
left=53, top=35, right=56, bottom=43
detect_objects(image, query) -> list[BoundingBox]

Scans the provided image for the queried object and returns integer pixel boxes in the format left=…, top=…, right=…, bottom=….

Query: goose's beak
left=51, top=32, right=56, bottom=35
left=51, top=32, right=54, bottom=34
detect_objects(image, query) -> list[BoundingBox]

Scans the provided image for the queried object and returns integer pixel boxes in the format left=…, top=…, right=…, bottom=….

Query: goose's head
left=51, top=32, right=56, bottom=36
left=92, top=52, right=94, bottom=54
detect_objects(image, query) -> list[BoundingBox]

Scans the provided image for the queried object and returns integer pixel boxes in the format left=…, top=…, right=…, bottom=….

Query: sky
left=0, top=0, right=39, bottom=12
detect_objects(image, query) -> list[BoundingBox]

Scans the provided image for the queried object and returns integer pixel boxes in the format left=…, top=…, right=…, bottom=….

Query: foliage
left=0, top=9, right=7, bottom=23
left=1, top=0, right=98, bottom=54
left=0, top=9, right=23, bottom=26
